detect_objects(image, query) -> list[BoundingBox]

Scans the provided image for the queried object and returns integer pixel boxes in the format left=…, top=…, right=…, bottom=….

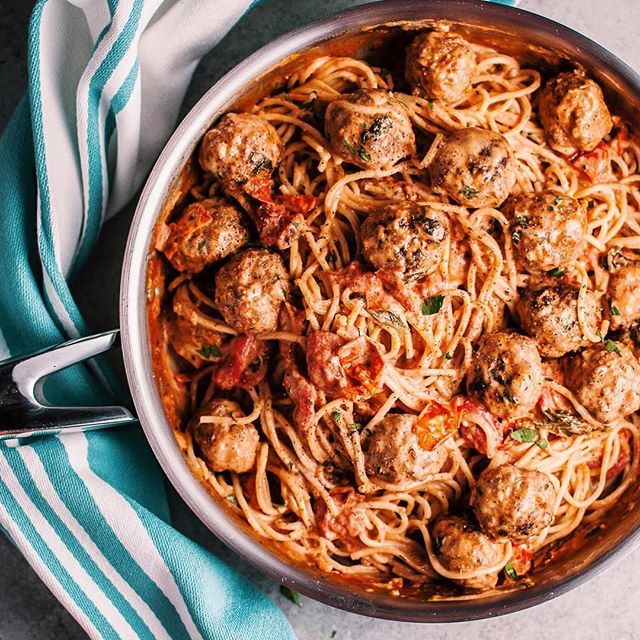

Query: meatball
left=429, top=127, right=516, bottom=208
left=466, top=332, right=544, bottom=419
left=215, top=248, right=289, bottom=334
left=324, top=89, right=416, bottom=170
left=163, top=199, right=250, bottom=273
left=471, top=464, right=556, bottom=543
left=361, top=203, right=449, bottom=278
left=539, top=70, right=613, bottom=156
left=405, top=31, right=477, bottom=103
left=364, top=413, right=447, bottom=484
left=607, top=264, right=640, bottom=330
left=199, top=112, right=283, bottom=189
left=563, top=341, right=640, bottom=423
left=430, top=516, right=503, bottom=590
left=191, top=399, right=259, bottom=473
left=506, top=191, right=587, bottom=274
left=515, top=283, right=599, bottom=358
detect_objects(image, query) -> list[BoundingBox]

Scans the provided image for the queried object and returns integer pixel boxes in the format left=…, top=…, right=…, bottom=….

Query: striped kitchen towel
left=0, top=0, right=297, bottom=638
left=0, top=0, right=518, bottom=638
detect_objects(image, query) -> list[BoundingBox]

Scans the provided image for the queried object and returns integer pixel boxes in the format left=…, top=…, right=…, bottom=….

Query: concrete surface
left=1, top=0, right=640, bottom=638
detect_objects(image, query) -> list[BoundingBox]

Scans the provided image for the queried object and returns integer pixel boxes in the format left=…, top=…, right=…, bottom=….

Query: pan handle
left=0, top=330, right=138, bottom=444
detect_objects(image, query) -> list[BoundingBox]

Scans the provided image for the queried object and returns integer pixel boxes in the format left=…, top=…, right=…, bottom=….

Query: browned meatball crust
left=515, top=283, right=599, bottom=358
left=199, top=112, right=283, bottom=189
left=466, top=332, right=544, bottom=419
left=608, top=264, right=640, bottom=330
left=192, top=399, right=260, bottom=473
left=163, top=199, right=250, bottom=273
left=325, top=89, right=416, bottom=170
left=563, top=341, right=640, bottom=423
left=361, top=203, right=449, bottom=278
left=539, top=70, right=613, bottom=156
left=471, top=464, right=556, bottom=543
left=364, top=414, right=447, bottom=484
left=405, top=31, right=477, bottom=103
left=430, top=515, right=503, bottom=590
left=215, top=248, right=289, bottom=334
left=429, top=127, right=516, bottom=208
left=506, top=191, right=588, bottom=274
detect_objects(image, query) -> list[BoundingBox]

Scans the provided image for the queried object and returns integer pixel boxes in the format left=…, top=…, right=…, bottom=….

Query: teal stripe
left=105, top=60, right=140, bottom=177
left=27, top=0, right=91, bottom=344
left=0, top=464, right=116, bottom=639
left=3, top=448, right=156, bottom=639
left=75, top=0, right=145, bottom=272
left=35, top=436, right=193, bottom=640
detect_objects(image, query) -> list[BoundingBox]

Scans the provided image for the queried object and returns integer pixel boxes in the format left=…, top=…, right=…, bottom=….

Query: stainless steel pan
left=3, top=0, right=640, bottom=622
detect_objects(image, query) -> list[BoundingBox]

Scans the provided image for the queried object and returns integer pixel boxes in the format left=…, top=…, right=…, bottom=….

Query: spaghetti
left=149, top=32, right=640, bottom=595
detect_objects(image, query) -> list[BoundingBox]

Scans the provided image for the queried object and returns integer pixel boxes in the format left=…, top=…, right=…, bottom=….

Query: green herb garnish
left=341, top=138, right=357, bottom=157
left=459, top=185, right=478, bottom=200
left=226, top=495, right=238, bottom=505
left=432, top=536, right=443, bottom=556
left=548, top=268, right=564, bottom=278
left=604, top=340, right=620, bottom=353
left=510, top=427, right=538, bottom=443
left=444, top=352, right=453, bottom=360
left=358, top=148, right=372, bottom=163
left=348, top=422, right=363, bottom=432
left=504, top=561, right=519, bottom=580
left=197, top=239, right=208, bottom=252
left=535, top=438, right=549, bottom=449
left=368, top=308, right=408, bottom=331
left=279, top=585, right=301, bottom=606
left=197, top=344, right=222, bottom=359
left=554, top=196, right=564, bottom=206
left=421, top=295, right=445, bottom=316
left=251, top=156, right=273, bottom=175
left=361, top=116, right=393, bottom=143
left=609, top=302, right=621, bottom=316
left=331, top=410, right=342, bottom=423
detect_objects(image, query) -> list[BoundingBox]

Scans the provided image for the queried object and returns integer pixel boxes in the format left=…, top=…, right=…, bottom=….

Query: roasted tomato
left=212, top=335, right=270, bottom=390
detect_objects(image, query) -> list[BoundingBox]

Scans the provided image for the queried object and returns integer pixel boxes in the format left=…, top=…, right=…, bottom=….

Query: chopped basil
left=279, top=585, right=301, bottom=606
left=588, top=200, right=595, bottom=209
left=251, top=156, right=273, bottom=175
left=421, top=216, right=442, bottom=236
left=609, top=301, right=621, bottom=316
left=444, top=352, right=453, bottom=360
left=348, top=422, right=363, bottom=432
left=197, top=239, right=208, bottom=252
left=197, top=344, right=221, bottom=359
left=422, top=295, right=445, bottom=316
left=535, top=438, right=549, bottom=449
left=358, top=148, right=372, bottom=163
left=537, top=408, right=590, bottom=436
left=515, top=215, right=529, bottom=227
left=548, top=268, right=564, bottom=278
left=361, top=116, right=392, bottom=143
left=331, top=410, right=342, bottom=423
left=341, top=138, right=357, bottom=157
left=511, top=229, right=521, bottom=245
left=604, top=340, right=620, bottom=353
left=459, top=185, right=478, bottom=200
left=427, top=100, right=435, bottom=109
left=368, top=308, right=408, bottom=331
left=226, top=495, right=238, bottom=505
left=405, top=271, right=426, bottom=283
left=504, top=561, right=519, bottom=580
left=554, top=196, right=564, bottom=206
left=510, top=427, right=538, bottom=444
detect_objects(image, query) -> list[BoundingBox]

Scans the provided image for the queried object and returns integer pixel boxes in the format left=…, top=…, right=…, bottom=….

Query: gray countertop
left=1, top=0, right=640, bottom=638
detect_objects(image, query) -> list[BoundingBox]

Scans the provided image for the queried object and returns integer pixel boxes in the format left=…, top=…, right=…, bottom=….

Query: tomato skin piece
left=414, top=401, right=456, bottom=451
